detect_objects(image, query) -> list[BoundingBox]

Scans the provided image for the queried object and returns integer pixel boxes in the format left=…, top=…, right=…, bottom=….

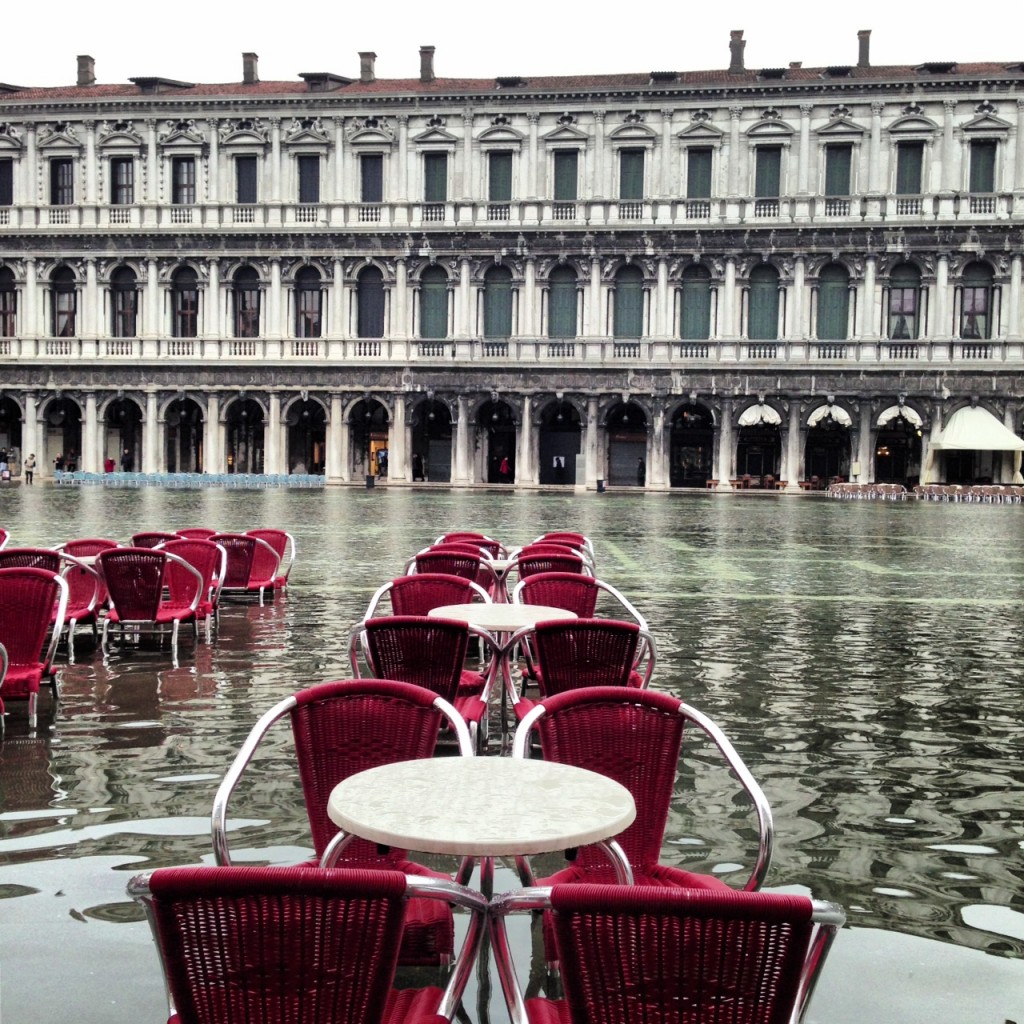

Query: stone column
left=339, top=400, right=352, bottom=483
left=941, top=100, right=957, bottom=192
left=145, top=259, right=159, bottom=338
left=24, top=122, right=37, bottom=203
left=206, top=392, right=222, bottom=474
left=394, top=258, right=408, bottom=338
left=454, top=395, right=470, bottom=483
left=333, top=118, right=345, bottom=202
left=523, top=258, right=537, bottom=337
left=656, top=257, right=669, bottom=338
left=722, top=257, right=737, bottom=337
left=269, top=257, right=282, bottom=339
left=206, top=119, right=219, bottom=203
left=331, top=258, right=344, bottom=338
left=860, top=255, right=877, bottom=338
left=84, top=120, right=98, bottom=207
left=797, top=104, right=812, bottom=194
left=145, top=119, right=159, bottom=205
left=592, top=111, right=606, bottom=198
left=588, top=257, right=602, bottom=336
left=266, top=392, right=282, bottom=474
left=651, top=403, right=667, bottom=488
left=327, top=393, right=343, bottom=484
left=789, top=256, right=806, bottom=338
left=1008, top=255, right=1022, bottom=340
left=395, top=114, right=408, bottom=203
left=516, top=395, right=532, bottom=485
left=660, top=109, right=673, bottom=197
left=269, top=118, right=282, bottom=205
left=460, top=111, right=473, bottom=201
left=857, top=405, right=872, bottom=483
left=390, top=395, right=407, bottom=482
left=935, top=254, right=950, bottom=338
left=715, top=398, right=734, bottom=488
left=728, top=107, right=742, bottom=196
left=527, top=113, right=539, bottom=198
left=23, top=392, right=39, bottom=473
left=205, top=259, right=220, bottom=339
left=868, top=102, right=884, bottom=194
left=83, top=391, right=99, bottom=474
left=24, top=258, right=37, bottom=338
left=84, top=258, right=98, bottom=340
left=784, top=400, right=802, bottom=491
left=458, top=257, right=471, bottom=337
left=585, top=396, right=600, bottom=487
left=144, top=389, right=159, bottom=473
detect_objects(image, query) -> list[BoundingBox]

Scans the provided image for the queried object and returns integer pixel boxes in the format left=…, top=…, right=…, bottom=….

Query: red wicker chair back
left=361, top=616, right=469, bottom=705
left=388, top=573, right=476, bottom=615
left=531, top=618, right=639, bottom=697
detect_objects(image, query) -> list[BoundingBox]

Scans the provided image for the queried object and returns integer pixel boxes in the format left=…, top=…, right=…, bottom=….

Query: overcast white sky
left=5, top=0, right=1022, bottom=88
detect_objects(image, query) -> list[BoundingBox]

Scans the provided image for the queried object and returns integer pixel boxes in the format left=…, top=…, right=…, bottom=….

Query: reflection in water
left=1, top=488, right=1024, bottom=1022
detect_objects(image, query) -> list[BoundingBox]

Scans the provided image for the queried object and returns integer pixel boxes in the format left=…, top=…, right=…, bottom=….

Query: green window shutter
left=548, top=267, right=577, bottom=337
left=748, top=267, right=779, bottom=340
left=0, top=159, right=12, bottom=205
left=754, top=147, right=781, bottom=197
left=489, top=152, right=513, bottom=201
left=686, top=149, right=712, bottom=199
left=419, top=267, right=448, bottom=339
left=816, top=264, right=850, bottom=340
left=236, top=156, right=258, bottom=204
left=357, top=267, right=384, bottom=338
left=424, top=153, right=448, bottom=202
left=680, top=269, right=711, bottom=339
left=613, top=267, right=643, bottom=337
left=553, top=151, right=578, bottom=201
left=969, top=140, right=996, bottom=193
left=297, top=156, right=320, bottom=203
left=361, top=155, right=383, bottom=203
left=896, top=143, right=923, bottom=195
left=824, top=145, right=852, bottom=196
left=619, top=150, right=644, bottom=200
left=484, top=267, right=513, bottom=337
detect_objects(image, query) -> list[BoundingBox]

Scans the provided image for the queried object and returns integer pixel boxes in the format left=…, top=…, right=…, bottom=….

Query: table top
left=428, top=602, right=576, bottom=631
left=326, top=756, right=635, bottom=856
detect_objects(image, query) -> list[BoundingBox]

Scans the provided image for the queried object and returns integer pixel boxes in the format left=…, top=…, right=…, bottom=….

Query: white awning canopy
left=877, top=405, right=923, bottom=428
left=737, top=403, right=782, bottom=427
left=930, top=406, right=1024, bottom=451
left=808, top=404, right=852, bottom=428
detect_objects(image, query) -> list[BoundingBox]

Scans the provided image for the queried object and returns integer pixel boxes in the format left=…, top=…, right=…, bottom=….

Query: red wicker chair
left=58, top=554, right=104, bottom=659
left=512, top=550, right=590, bottom=581
left=434, top=530, right=506, bottom=558
left=57, top=537, right=120, bottom=557
left=210, top=679, right=474, bottom=966
left=532, top=530, right=595, bottom=562
left=364, top=572, right=490, bottom=619
left=0, top=567, right=67, bottom=729
left=161, top=538, right=226, bottom=641
left=128, top=865, right=488, bottom=1024
left=503, top=617, right=655, bottom=719
left=130, top=531, right=178, bottom=548
left=0, top=528, right=8, bottom=550
left=351, top=615, right=498, bottom=751
left=491, top=883, right=844, bottom=1024
left=175, top=527, right=218, bottom=540
left=406, top=546, right=501, bottom=599
left=211, top=532, right=280, bottom=604
left=98, top=547, right=203, bottom=666
left=246, top=528, right=297, bottom=589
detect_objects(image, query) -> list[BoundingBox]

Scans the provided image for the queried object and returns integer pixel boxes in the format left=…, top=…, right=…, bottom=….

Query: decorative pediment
left=886, top=115, right=939, bottom=134
left=345, top=117, right=396, bottom=145
left=0, top=122, right=22, bottom=150
left=746, top=118, right=795, bottom=137
left=542, top=124, right=588, bottom=144
left=608, top=122, right=656, bottom=143
left=159, top=119, right=206, bottom=146
left=677, top=121, right=723, bottom=141
left=219, top=118, right=269, bottom=145
left=817, top=116, right=865, bottom=137
left=477, top=125, right=525, bottom=145
left=98, top=120, right=144, bottom=147
left=413, top=126, right=459, bottom=146
left=284, top=117, right=330, bottom=145
left=960, top=113, right=1011, bottom=134
left=38, top=122, right=81, bottom=149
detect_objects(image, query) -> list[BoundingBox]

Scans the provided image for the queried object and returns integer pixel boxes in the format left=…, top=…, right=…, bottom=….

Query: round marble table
left=323, top=756, right=635, bottom=881
left=428, top=602, right=575, bottom=633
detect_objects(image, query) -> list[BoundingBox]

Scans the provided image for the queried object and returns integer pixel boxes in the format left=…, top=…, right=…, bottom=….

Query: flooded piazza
left=1, top=483, right=1023, bottom=1024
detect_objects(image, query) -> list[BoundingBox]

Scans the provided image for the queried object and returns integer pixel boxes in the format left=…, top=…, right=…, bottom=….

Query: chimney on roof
left=242, top=52, right=259, bottom=85
left=858, top=30, right=871, bottom=68
left=789, top=62, right=802, bottom=69
left=359, top=51, right=377, bottom=83
left=729, top=30, right=746, bottom=74
left=77, top=55, right=95, bottom=87
left=420, top=45, right=436, bottom=83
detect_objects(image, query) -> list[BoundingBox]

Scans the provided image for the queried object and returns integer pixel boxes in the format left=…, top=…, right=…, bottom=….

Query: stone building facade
left=1, top=33, right=1023, bottom=488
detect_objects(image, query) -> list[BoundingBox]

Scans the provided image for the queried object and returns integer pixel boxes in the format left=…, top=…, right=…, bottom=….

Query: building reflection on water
left=1, top=486, right=1023, bottom=1023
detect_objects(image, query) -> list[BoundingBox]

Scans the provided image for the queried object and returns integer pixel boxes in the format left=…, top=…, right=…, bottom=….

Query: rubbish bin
left=596, top=479, right=605, bottom=493
left=366, top=474, right=375, bottom=489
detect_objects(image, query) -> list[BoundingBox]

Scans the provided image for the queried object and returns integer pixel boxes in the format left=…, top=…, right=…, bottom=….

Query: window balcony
left=0, top=209, right=9, bottom=226
left=823, top=198, right=851, bottom=217
left=170, top=207, right=194, bottom=225
left=814, top=343, right=848, bottom=360
left=968, top=194, right=996, bottom=215
left=104, top=339, right=136, bottom=357
left=47, top=208, right=73, bottom=226
left=422, top=203, right=446, bottom=223
left=358, top=204, right=382, bottom=223
left=678, top=342, right=710, bottom=359
left=752, top=199, right=780, bottom=218
left=552, top=202, right=577, bottom=221
left=290, top=339, right=321, bottom=357
left=746, top=342, right=779, bottom=359
left=894, top=196, right=922, bottom=216
left=617, top=201, right=644, bottom=221
left=684, top=200, right=711, bottom=220
left=486, top=203, right=511, bottom=221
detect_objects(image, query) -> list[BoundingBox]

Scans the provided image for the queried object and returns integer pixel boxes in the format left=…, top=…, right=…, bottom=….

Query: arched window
left=816, top=263, right=849, bottom=341
left=0, top=267, right=16, bottom=338
left=547, top=265, right=577, bottom=338
left=888, top=264, right=921, bottom=339
left=483, top=265, right=513, bottom=338
left=680, top=265, right=711, bottom=340
left=111, top=266, right=138, bottom=338
left=172, top=267, right=198, bottom=338
left=357, top=265, right=385, bottom=338
left=234, top=267, right=261, bottom=338
left=295, top=266, right=322, bottom=338
left=613, top=265, right=643, bottom=338
left=961, top=262, right=994, bottom=339
left=419, top=265, right=448, bottom=339
left=747, top=265, right=779, bottom=340
left=51, top=266, right=76, bottom=337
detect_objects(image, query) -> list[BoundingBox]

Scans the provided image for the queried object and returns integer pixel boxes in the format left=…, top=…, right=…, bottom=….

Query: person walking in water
left=24, top=452, right=35, bottom=485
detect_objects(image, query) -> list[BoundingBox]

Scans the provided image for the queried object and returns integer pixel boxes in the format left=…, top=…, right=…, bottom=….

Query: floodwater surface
left=1, top=484, right=1023, bottom=1023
